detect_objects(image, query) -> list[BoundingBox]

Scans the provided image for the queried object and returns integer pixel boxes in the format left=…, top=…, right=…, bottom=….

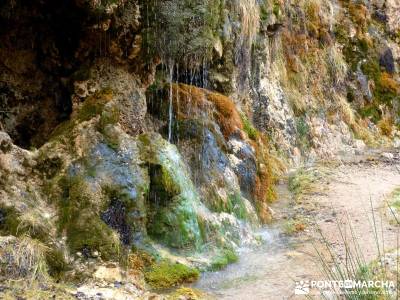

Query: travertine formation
left=0, top=0, right=399, bottom=297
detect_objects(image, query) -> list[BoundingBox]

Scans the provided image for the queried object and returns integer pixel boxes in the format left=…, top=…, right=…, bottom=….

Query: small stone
left=382, top=152, right=394, bottom=160
left=92, top=251, right=99, bottom=258
left=76, top=252, right=82, bottom=257
left=393, top=138, right=400, bottom=148
left=0, top=132, right=12, bottom=153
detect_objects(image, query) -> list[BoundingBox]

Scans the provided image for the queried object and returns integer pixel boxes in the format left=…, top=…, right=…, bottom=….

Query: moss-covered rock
left=209, top=248, right=238, bottom=271
left=144, top=259, right=200, bottom=289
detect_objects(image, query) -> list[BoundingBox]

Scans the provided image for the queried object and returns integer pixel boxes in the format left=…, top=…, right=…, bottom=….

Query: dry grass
left=232, top=0, right=259, bottom=43
left=305, top=0, right=323, bottom=38
left=378, top=118, right=394, bottom=137
left=288, top=167, right=327, bottom=203
left=16, top=210, right=50, bottom=240
left=0, top=236, right=49, bottom=283
left=351, top=120, right=378, bottom=147
left=0, top=280, right=74, bottom=300
left=328, top=93, right=355, bottom=126
left=282, top=30, right=310, bottom=61
left=325, top=46, right=348, bottom=85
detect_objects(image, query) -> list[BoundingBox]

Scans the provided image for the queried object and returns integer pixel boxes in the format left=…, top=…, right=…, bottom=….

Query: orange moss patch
left=380, top=72, right=400, bottom=94
left=128, top=251, right=154, bottom=278
left=282, top=31, right=310, bottom=61
left=348, top=3, right=369, bottom=31
left=168, top=83, right=243, bottom=138
left=207, top=93, right=243, bottom=138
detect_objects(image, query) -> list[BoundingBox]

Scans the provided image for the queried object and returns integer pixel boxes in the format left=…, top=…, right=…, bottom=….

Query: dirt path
left=196, top=153, right=400, bottom=299
left=314, top=158, right=400, bottom=263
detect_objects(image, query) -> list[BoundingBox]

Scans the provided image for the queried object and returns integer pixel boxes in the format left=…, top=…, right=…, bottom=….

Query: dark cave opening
left=0, top=0, right=94, bottom=149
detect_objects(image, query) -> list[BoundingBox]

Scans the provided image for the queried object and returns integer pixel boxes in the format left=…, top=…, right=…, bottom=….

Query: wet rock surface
left=0, top=0, right=400, bottom=298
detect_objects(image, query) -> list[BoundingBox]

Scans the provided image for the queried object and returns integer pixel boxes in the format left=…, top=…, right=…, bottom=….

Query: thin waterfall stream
left=168, top=64, right=174, bottom=143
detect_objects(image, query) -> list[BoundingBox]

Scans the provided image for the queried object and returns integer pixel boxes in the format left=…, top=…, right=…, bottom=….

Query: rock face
left=385, top=0, right=400, bottom=33
left=0, top=0, right=399, bottom=296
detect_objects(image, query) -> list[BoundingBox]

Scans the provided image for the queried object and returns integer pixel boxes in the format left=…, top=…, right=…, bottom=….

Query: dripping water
left=167, top=62, right=174, bottom=143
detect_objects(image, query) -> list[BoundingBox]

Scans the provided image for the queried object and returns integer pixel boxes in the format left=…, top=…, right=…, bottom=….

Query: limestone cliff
left=0, top=0, right=399, bottom=298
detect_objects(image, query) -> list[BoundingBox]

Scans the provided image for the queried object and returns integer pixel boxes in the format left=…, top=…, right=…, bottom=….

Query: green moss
left=99, top=104, right=120, bottom=129
left=144, top=260, right=199, bottom=289
left=206, top=189, right=249, bottom=220
left=65, top=214, right=120, bottom=260
left=361, top=59, right=380, bottom=81
left=359, top=105, right=381, bottom=123
left=50, top=89, right=114, bottom=141
left=227, top=193, right=248, bottom=220
left=340, top=35, right=371, bottom=71
left=259, top=3, right=270, bottom=22
left=209, top=248, right=238, bottom=271
left=77, top=96, right=107, bottom=122
left=334, top=24, right=348, bottom=44
left=240, top=113, right=259, bottom=140
left=357, top=37, right=370, bottom=54
left=58, top=176, right=120, bottom=260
